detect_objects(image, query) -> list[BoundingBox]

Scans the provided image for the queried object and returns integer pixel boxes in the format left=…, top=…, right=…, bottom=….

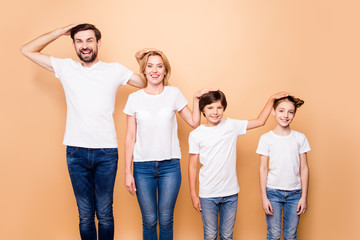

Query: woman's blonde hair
left=139, top=51, right=171, bottom=86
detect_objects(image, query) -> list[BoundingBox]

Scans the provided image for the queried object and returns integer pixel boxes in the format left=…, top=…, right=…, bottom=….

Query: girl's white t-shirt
left=256, top=130, right=311, bottom=190
left=123, top=86, right=188, bottom=162
left=188, top=119, right=248, bottom=198
left=51, top=57, right=133, bottom=148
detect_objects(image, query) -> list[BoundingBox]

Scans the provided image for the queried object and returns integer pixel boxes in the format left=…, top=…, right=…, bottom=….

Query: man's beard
left=76, top=48, right=98, bottom=63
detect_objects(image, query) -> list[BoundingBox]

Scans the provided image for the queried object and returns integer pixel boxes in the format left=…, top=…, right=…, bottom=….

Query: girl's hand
left=262, top=198, right=273, bottom=215
left=194, top=88, right=219, bottom=99
left=125, top=173, right=136, bottom=195
left=191, top=196, right=202, bottom=213
left=297, top=197, right=307, bottom=215
left=135, top=48, right=161, bottom=63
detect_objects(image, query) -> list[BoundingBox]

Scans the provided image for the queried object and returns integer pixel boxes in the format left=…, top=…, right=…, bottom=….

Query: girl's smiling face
left=273, top=100, right=296, bottom=128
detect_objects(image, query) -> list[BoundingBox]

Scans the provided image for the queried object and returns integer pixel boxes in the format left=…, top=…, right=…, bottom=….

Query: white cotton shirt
left=188, top=118, right=248, bottom=198
left=51, top=57, right=133, bottom=148
left=123, top=86, right=188, bottom=162
left=256, top=130, right=311, bottom=190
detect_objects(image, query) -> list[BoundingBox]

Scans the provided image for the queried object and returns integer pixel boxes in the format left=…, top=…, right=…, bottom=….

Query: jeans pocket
left=66, top=146, right=79, bottom=157
left=100, top=148, right=118, bottom=155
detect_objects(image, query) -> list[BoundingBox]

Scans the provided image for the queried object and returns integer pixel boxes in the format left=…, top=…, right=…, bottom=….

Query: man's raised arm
left=20, top=24, right=76, bottom=73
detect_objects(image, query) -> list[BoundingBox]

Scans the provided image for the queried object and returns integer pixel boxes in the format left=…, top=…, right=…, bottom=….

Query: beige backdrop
left=1, top=0, right=359, bottom=239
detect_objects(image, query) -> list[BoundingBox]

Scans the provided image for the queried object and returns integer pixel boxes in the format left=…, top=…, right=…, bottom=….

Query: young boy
left=188, top=90, right=288, bottom=240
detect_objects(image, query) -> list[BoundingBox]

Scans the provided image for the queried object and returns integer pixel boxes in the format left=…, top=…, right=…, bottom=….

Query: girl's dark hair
left=273, top=96, right=304, bottom=112
left=70, top=23, right=102, bottom=41
left=199, top=90, right=227, bottom=114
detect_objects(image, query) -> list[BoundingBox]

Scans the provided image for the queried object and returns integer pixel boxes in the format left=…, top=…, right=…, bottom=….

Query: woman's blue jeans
left=266, top=188, right=302, bottom=240
left=133, top=159, right=181, bottom=240
left=66, top=146, right=118, bottom=240
left=200, top=194, right=238, bottom=240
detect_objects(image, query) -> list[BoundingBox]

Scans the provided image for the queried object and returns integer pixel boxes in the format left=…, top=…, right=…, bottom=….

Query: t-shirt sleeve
left=50, top=57, right=67, bottom=80
left=256, top=135, right=269, bottom=156
left=123, top=93, right=135, bottom=116
left=117, top=63, right=134, bottom=86
left=175, top=88, right=188, bottom=111
left=299, top=133, right=311, bottom=154
left=230, top=119, right=248, bottom=136
left=188, top=132, right=200, bottom=154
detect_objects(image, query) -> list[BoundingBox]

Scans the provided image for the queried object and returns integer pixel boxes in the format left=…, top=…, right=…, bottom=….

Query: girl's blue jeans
left=133, top=159, right=181, bottom=240
left=266, top=187, right=302, bottom=240
left=66, top=146, right=118, bottom=240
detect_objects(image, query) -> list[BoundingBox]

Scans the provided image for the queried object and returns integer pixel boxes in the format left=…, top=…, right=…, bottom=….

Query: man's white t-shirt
left=123, top=86, right=188, bottom=162
left=51, top=57, right=133, bottom=148
left=188, top=118, right=248, bottom=198
left=256, top=130, right=311, bottom=190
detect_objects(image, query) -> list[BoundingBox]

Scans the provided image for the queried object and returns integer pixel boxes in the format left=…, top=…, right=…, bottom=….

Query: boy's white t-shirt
left=51, top=57, right=133, bottom=148
left=189, top=118, right=248, bottom=198
left=256, top=130, right=311, bottom=190
left=123, top=86, right=188, bottom=162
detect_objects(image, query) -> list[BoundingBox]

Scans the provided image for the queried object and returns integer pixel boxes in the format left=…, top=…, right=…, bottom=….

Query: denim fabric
left=133, top=159, right=181, bottom=240
left=266, top=188, right=302, bottom=240
left=66, top=146, right=118, bottom=240
left=200, top=194, right=238, bottom=240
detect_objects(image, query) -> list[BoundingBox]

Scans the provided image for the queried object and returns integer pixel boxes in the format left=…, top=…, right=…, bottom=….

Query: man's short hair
left=70, top=23, right=101, bottom=41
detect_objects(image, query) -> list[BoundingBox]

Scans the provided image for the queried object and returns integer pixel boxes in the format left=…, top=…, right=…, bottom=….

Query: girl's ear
left=272, top=109, right=276, bottom=116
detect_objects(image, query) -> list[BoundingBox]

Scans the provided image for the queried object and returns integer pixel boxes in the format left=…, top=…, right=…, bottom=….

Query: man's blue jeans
left=266, top=188, right=302, bottom=240
left=66, top=146, right=118, bottom=240
left=200, top=194, right=238, bottom=240
left=133, top=159, right=181, bottom=240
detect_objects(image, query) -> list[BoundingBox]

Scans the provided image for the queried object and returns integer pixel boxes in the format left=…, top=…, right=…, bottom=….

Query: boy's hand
left=297, top=197, right=307, bottom=215
left=191, top=196, right=202, bottom=213
left=271, top=91, right=292, bottom=100
left=262, top=198, right=273, bottom=215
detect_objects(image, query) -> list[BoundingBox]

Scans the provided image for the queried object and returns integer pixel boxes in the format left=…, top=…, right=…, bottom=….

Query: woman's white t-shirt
left=123, top=86, right=188, bottom=162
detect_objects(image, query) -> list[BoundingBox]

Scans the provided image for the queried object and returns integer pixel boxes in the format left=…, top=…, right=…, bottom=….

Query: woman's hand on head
left=194, top=88, right=219, bottom=99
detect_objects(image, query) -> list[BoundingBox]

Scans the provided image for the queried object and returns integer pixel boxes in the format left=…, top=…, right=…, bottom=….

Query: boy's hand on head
left=271, top=91, right=292, bottom=100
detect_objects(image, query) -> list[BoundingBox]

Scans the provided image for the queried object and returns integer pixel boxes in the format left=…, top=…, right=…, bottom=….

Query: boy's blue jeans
left=200, top=194, right=238, bottom=240
left=266, top=188, right=302, bottom=240
left=133, top=159, right=181, bottom=240
left=66, top=146, right=118, bottom=240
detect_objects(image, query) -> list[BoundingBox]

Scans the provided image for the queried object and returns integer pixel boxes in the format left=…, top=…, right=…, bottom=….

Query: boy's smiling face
left=203, top=100, right=224, bottom=127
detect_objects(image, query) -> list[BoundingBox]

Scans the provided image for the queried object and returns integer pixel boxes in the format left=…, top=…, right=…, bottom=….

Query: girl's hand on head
left=125, top=173, right=136, bottom=195
left=191, top=196, right=202, bottom=213
left=297, top=197, right=307, bottom=215
left=262, top=198, right=273, bottom=215
left=194, top=88, right=219, bottom=99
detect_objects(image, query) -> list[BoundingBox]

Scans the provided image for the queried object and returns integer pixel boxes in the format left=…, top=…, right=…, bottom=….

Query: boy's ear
left=272, top=109, right=275, bottom=116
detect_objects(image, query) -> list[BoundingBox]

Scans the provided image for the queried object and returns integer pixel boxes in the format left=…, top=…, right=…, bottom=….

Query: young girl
left=188, top=90, right=289, bottom=240
left=257, top=96, right=310, bottom=240
left=124, top=48, right=213, bottom=240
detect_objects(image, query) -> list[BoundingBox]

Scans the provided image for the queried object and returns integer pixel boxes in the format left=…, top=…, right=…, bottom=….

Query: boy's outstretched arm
left=247, top=91, right=290, bottom=130
left=20, top=24, right=76, bottom=72
left=297, top=153, right=309, bottom=215
left=259, top=155, right=273, bottom=215
left=189, top=153, right=202, bottom=213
